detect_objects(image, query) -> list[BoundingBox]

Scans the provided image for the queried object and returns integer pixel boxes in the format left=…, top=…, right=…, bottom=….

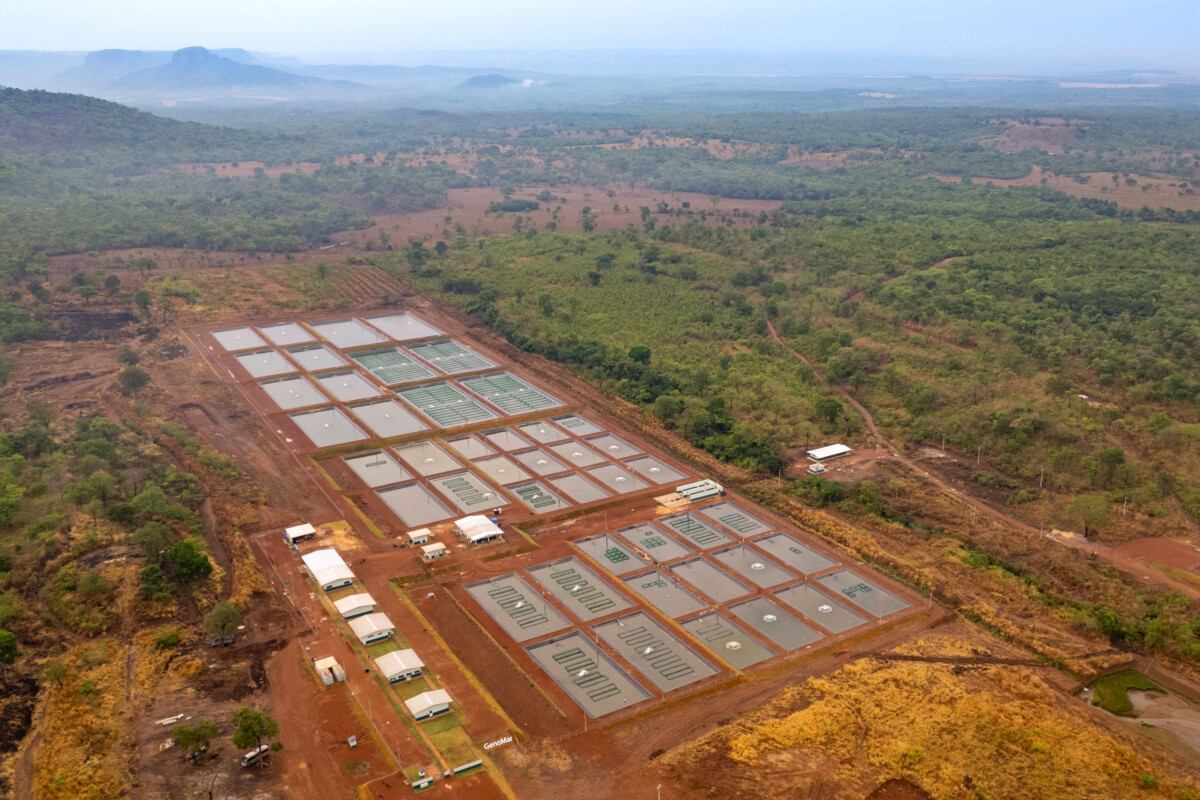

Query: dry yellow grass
left=131, top=627, right=204, bottom=696
left=319, top=520, right=366, bottom=552
left=33, top=641, right=131, bottom=800
left=228, top=532, right=270, bottom=607
left=663, top=634, right=1198, bottom=799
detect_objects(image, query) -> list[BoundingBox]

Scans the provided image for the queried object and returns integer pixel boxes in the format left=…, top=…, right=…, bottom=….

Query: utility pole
left=1039, top=469, right=1044, bottom=489
left=977, top=446, right=982, bottom=466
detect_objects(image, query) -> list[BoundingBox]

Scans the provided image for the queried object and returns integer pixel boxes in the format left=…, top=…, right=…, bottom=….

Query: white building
left=312, top=564, right=354, bottom=591
left=284, top=523, right=317, bottom=544
left=301, top=549, right=355, bottom=591
left=421, top=542, right=448, bottom=561
left=455, top=515, right=503, bottom=545
left=406, top=527, right=431, bottom=546
left=675, top=479, right=724, bottom=502
left=348, top=612, right=395, bottom=645
left=375, top=649, right=425, bottom=683
left=405, top=689, right=453, bottom=721
left=807, top=444, right=851, bottom=462
left=313, top=656, right=346, bottom=686
left=333, top=592, right=376, bottom=620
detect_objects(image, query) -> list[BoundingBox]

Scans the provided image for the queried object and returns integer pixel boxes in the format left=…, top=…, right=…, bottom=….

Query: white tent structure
left=348, top=612, right=395, bottom=645
left=301, top=549, right=355, bottom=591
left=375, top=649, right=425, bottom=683
left=333, top=593, right=376, bottom=620
left=284, top=523, right=317, bottom=544
left=404, top=689, right=453, bottom=721
left=807, top=444, right=851, bottom=462
left=455, top=515, right=503, bottom=545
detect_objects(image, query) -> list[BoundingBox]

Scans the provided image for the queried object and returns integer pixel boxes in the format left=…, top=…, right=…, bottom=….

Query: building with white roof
left=301, top=549, right=355, bottom=591
left=284, top=523, right=317, bottom=544
left=807, top=444, right=851, bottom=462
left=313, top=656, right=345, bottom=686
left=455, top=515, right=503, bottom=545
left=375, top=649, right=426, bottom=683
left=348, top=612, right=395, bottom=645
left=333, top=593, right=376, bottom=620
left=404, top=689, right=453, bottom=720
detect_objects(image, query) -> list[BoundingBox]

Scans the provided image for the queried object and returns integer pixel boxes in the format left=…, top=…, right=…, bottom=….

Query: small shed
left=284, top=523, right=317, bottom=544
left=333, top=592, right=376, bottom=620
left=348, top=612, right=395, bottom=645
left=375, top=649, right=425, bottom=683
left=421, top=542, right=448, bottom=561
left=313, top=656, right=346, bottom=686
left=807, top=444, right=851, bottom=462
left=406, top=527, right=431, bottom=546
left=456, top=515, right=503, bottom=545
left=405, top=689, right=453, bottom=721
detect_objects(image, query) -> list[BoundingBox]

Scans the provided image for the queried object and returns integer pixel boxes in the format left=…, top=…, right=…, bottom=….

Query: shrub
left=154, top=629, right=181, bottom=649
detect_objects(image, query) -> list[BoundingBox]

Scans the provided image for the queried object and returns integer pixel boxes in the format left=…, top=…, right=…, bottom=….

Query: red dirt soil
left=46, top=184, right=781, bottom=280
left=925, top=167, right=1200, bottom=212
left=268, top=639, right=395, bottom=798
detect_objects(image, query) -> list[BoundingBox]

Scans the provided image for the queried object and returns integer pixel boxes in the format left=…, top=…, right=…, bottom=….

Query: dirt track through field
left=764, top=319, right=1200, bottom=601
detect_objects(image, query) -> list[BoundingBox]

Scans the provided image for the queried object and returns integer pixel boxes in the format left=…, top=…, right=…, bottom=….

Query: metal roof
left=375, top=649, right=425, bottom=677
left=405, top=689, right=452, bottom=716
left=807, top=444, right=851, bottom=461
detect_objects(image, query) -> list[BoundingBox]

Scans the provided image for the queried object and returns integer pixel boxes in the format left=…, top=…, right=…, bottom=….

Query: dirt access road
left=765, top=320, right=1200, bottom=601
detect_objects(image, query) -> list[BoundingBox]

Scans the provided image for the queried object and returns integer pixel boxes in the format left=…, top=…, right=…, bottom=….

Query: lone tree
left=117, top=365, right=150, bottom=395
left=40, top=659, right=69, bottom=687
left=204, top=601, right=242, bottom=638
left=815, top=397, right=844, bottom=429
left=173, top=720, right=219, bottom=763
left=117, top=344, right=140, bottom=367
left=231, top=707, right=279, bottom=765
left=1068, top=494, right=1110, bottom=538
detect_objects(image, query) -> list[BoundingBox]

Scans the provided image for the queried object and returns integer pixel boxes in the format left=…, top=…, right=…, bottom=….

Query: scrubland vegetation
left=4, top=82, right=1200, bottom=796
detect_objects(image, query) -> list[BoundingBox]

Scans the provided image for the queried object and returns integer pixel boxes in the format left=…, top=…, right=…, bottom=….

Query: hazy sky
left=6, top=0, right=1199, bottom=69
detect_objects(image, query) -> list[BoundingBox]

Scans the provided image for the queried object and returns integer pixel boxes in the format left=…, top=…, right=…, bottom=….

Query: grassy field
left=422, top=710, right=479, bottom=768
left=1092, top=670, right=1164, bottom=716
left=366, top=638, right=400, bottom=659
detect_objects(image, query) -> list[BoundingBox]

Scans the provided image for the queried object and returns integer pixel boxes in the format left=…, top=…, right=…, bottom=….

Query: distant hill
left=0, top=51, right=86, bottom=90
left=109, top=47, right=368, bottom=98
left=0, top=86, right=288, bottom=165
left=458, top=74, right=520, bottom=90
left=294, top=64, right=532, bottom=90
left=49, top=49, right=172, bottom=93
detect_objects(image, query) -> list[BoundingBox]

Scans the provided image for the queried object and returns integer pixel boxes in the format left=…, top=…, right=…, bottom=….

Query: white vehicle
left=240, top=744, right=270, bottom=767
